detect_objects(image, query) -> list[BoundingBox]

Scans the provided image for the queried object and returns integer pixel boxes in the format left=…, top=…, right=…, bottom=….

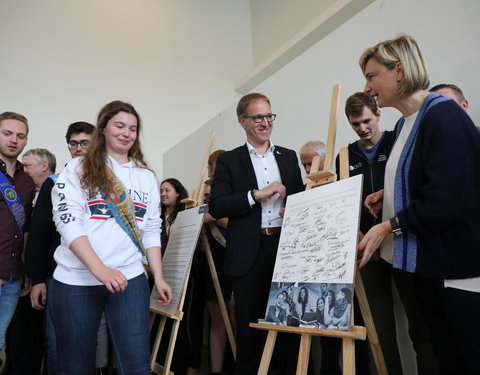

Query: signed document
left=264, top=175, right=362, bottom=329
left=150, top=205, right=206, bottom=317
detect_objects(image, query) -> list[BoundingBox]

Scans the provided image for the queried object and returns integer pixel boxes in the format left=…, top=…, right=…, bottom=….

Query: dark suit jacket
left=210, top=144, right=303, bottom=277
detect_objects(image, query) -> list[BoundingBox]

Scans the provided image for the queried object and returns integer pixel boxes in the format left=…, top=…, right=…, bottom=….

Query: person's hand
left=256, top=181, right=286, bottom=201
left=357, top=221, right=391, bottom=269
left=93, top=266, right=128, bottom=293
left=279, top=208, right=285, bottom=218
left=20, top=275, right=32, bottom=297
left=30, top=283, right=47, bottom=310
left=203, top=213, right=215, bottom=224
left=155, top=278, right=172, bottom=306
left=364, top=189, right=384, bottom=219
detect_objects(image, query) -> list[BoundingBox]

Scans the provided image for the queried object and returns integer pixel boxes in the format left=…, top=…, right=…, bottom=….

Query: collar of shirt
left=0, top=158, right=24, bottom=177
left=246, top=141, right=275, bottom=157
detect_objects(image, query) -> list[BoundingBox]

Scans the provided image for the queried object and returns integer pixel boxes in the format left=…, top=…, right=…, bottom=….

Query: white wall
left=250, top=0, right=337, bottom=64
left=165, top=0, right=480, bottom=190
left=0, top=0, right=252, bottom=174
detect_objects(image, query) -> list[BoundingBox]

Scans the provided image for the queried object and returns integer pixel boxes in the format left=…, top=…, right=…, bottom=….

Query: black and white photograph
left=264, top=282, right=353, bottom=330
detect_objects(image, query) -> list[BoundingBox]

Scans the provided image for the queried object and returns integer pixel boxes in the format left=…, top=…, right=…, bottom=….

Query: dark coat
left=210, top=144, right=304, bottom=277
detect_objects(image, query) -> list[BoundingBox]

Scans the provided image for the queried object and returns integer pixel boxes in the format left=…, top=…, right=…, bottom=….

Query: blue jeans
left=0, top=276, right=21, bottom=350
left=49, top=274, right=151, bottom=375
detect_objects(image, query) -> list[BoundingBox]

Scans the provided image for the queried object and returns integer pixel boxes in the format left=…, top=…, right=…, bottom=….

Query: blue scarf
left=392, top=93, right=449, bottom=272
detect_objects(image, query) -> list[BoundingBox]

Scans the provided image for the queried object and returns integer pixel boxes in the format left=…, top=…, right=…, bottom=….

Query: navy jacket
left=396, top=100, right=480, bottom=279
left=336, top=131, right=396, bottom=235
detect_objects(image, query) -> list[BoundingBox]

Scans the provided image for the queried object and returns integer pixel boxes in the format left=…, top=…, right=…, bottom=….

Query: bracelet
left=389, top=217, right=402, bottom=236
left=250, top=189, right=260, bottom=204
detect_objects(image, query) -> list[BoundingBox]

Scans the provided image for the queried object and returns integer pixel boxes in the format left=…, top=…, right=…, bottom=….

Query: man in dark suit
left=210, top=93, right=304, bottom=375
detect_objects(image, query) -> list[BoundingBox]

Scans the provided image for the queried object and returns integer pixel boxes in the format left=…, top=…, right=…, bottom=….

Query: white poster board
left=150, top=205, right=206, bottom=317
left=265, top=175, right=362, bottom=329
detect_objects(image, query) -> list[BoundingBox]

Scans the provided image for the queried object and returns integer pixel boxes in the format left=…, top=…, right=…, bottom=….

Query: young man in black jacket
left=337, top=92, right=437, bottom=375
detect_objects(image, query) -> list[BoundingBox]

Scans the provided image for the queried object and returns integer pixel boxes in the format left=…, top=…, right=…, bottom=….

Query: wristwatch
left=251, top=189, right=261, bottom=204
left=389, top=216, right=402, bottom=236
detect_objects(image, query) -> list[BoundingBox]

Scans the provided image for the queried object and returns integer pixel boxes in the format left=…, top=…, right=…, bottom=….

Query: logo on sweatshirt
left=88, top=200, right=147, bottom=221
left=349, top=162, right=362, bottom=171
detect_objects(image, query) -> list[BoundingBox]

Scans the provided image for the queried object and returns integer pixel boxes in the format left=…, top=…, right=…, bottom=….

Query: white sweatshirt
left=52, top=156, right=161, bottom=286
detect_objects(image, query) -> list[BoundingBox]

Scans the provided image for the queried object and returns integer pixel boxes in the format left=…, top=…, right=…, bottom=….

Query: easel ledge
left=250, top=322, right=366, bottom=340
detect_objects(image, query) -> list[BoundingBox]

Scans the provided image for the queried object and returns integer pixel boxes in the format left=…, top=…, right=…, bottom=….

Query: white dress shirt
left=245, top=142, right=284, bottom=229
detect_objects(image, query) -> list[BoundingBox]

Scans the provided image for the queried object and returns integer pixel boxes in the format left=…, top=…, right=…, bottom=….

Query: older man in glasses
left=210, top=93, right=303, bottom=375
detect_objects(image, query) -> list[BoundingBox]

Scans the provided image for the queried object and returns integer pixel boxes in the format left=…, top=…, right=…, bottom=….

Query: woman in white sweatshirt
left=50, top=100, right=171, bottom=375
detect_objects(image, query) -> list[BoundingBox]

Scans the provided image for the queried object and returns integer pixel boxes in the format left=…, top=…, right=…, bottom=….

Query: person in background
left=299, top=140, right=326, bottom=174
left=203, top=175, right=235, bottom=375
left=160, top=178, right=188, bottom=256
left=4, top=148, right=56, bottom=375
left=430, top=83, right=468, bottom=111
left=50, top=100, right=171, bottom=374
left=358, top=34, right=480, bottom=375
left=0, top=112, right=36, bottom=352
left=22, top=148, right=56, bottom=199
left=24, top=122, right=96, bottom=374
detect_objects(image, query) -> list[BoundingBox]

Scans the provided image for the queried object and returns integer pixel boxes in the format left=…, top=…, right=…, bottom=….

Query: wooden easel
left=251, top=84, right=388, bottom=375
left=182, top=131, right=237, bottom=361
left=149, top=132, right=237, bottom=375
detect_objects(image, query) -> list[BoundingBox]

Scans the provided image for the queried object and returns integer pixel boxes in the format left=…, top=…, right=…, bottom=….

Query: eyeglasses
left=68, top=140, right=90, bottom=149
left=242, top=114, right=277, bottom=123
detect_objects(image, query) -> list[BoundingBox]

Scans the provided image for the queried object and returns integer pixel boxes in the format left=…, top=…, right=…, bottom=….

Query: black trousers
left=5, top=294, right=44, bottom=375
left=361, top=258, right=438, bottom=375
left=414, top=276, right=480, bottom=375
left=232, top=233, right=299, bottom=375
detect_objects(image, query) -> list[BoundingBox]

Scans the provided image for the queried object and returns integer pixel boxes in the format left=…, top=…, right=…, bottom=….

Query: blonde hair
left=359, top=34, right=430, bottom=96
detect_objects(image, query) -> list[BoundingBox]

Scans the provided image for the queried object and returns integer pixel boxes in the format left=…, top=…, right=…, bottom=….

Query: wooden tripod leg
left=257, top=330, right=278, bottom=375
left=202, top=232, right=237, bottom=359
left=161, top=318, right=181, bottom=375
left=342, top=337, right=355, bottom=375
left=150, top=315, right=167, bottom=370
left=296, top=333, right=312, bottom=375
left=355, top=272, right=388, bottom=375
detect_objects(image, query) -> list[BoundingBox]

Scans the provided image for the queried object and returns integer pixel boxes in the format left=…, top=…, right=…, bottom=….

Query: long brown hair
left=81, top=100, right=149, bottom=198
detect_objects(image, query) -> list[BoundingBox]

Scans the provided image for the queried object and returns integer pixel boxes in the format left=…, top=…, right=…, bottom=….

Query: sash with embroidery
left=100, top=168, right=147, bottom=263
left=0, top=172, right=26, bottom=234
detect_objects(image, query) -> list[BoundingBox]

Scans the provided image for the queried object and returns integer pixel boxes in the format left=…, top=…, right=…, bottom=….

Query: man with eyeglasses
left=23, top=121, right=94, bottom=374
left=210, top=93, right=303, bottom=375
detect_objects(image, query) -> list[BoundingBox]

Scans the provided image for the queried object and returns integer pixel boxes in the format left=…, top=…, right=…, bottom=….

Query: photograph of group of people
left=265, top=282, right=353, bottom=330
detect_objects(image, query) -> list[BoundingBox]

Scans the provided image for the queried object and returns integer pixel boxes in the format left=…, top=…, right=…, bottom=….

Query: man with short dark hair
left=430, top=83, right=468, bottom=112
left=210, top=93, right=303, bottom=375
left=0, top=112, right=36, bottom=351
left=23, top=121, right=94, bottom=374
